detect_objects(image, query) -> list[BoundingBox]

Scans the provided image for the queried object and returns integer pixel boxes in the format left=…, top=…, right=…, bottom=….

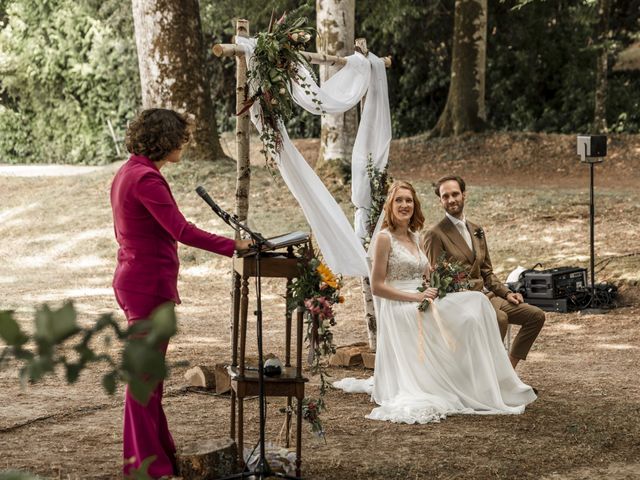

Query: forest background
left=0, top=0, right=638, bottom=166
left=2, top=1, right=640, bottom=478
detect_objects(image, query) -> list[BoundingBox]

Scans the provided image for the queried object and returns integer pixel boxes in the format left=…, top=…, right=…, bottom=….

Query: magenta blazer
left=111, top=154, right=235, bottom=303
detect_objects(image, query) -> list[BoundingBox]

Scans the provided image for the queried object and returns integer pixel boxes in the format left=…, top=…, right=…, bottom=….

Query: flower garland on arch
left=238, top=12, right=323, bottom=164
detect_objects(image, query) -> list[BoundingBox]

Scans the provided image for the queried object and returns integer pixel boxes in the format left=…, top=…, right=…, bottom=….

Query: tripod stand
left=576, top=135, right=608, bottom=312
left=196, top=187, right=303, bottom=480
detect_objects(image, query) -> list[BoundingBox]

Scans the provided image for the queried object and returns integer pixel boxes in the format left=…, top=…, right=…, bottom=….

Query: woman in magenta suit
left=111, top=108, right=251, bottom=478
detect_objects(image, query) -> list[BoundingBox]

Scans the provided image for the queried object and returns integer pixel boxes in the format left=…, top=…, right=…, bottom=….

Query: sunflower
left=316, top=263, right=338, bottom=289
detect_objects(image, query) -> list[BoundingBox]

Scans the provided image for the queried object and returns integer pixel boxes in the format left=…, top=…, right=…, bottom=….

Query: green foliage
left=365, top=156, right=393, bottom=247
left=357, top=0, right=453, bottom=137
left=125, top=456, right=157, bottom=480
left=0, top=472, right=42, bottom=480
left=0, top=0, right=140, bottom=164
left=201, top=0, right=318, bottom=137
left=0, top=301, right=177, bottom=404
left=0, top=461, right=156, bottom=479
left=0, top=302, right=170, bottom=479
left=358, top=0, right=640, bottom=136
left=487, top=0, right=640, bottom=133
left=244, top=11, right=319, bottom=162
left=287, top=244, right=343, bottom=437
left=417, top=253, right=471, bottom=311
left=1, top=0, right=639, bottom=165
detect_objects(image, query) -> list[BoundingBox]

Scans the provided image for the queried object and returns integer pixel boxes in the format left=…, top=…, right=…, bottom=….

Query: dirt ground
left=1, top=132, right=639, bottom=479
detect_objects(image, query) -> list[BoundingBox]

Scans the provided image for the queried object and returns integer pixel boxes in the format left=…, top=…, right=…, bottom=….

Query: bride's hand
left=417, top=288, right=438, bottom=302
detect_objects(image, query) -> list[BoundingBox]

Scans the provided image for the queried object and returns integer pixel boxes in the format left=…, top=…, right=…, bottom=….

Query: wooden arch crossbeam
left=211, top=19, right=392, bottom=228
left=213, top=42, right=392, bottom=68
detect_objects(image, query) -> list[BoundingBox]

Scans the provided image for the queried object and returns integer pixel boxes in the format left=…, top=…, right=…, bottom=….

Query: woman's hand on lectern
left=235, top=239, right=253, bottom=252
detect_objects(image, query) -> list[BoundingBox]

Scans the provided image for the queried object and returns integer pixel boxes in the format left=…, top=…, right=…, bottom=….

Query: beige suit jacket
left=423, top=217, right=511, bottom=299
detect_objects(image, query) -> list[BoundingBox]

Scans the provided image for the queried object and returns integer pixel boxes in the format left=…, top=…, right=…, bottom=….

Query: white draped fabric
left=351, top=55, right=392, bottom=242
left=236, top=37, right=391, bottom=276
left=291, top=53, right=370, bottom=114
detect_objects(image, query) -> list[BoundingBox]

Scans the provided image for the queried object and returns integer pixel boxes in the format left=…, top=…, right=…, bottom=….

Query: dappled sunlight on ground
left=0, top=164, right=110, bottom=177
left=598, top=343, right=638, bottom=350
left=553, top=323, right=584, bottom=332
left=1, top=135, right=639, bottom=478
left=523, top=351, right=548, bottom=361
left=181, top=263, right=218, bottom=277
left=9, top=228, right=113, bottom=269
left=0, top=203, right=41, bottom=224
left=20, top=287, right=114, bottom=303
left=61, top=255, right=109, bottom=269
left=171, top=335, right=229, bottom=346
left=61, top=287, right=115, bottom=298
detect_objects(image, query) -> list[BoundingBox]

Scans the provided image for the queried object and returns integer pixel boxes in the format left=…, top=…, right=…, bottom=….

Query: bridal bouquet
left=417, top=254, right=471, bottom=312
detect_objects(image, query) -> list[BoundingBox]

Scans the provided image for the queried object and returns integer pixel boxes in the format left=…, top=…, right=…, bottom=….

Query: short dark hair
left=434, top=175, right=466, bottom=197
left=125, top=108, right=192, bottom=161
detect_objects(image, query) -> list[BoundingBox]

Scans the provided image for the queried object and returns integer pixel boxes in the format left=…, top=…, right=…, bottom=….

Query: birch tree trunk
left=430, top=0, right=487, bottom=137
left=229, top=20, right=249, bottom=343
left=316, top=0, right=357, bottom=167
left=361, top=276, right=376, bottom=349
left=594, top=0, right=611, bottom=133
left=131, top=0, right=226, bottom=161
left=234, top=19, right=251, bottom=224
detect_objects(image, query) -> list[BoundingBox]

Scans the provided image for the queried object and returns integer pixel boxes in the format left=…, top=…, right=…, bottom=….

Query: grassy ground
left=0, top=132, right=639, bottom=479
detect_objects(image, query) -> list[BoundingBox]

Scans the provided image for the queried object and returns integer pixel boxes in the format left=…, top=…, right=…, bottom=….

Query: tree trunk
left=176, top=438, right=239, bottom=479
left=430, top=0, right=487, bottom=138
left=184, top=365, right=217, bottom=388
left=234, top=19, right=251, bottom=224
left=316, top=0, right=357, bottom=166
left=360, top=276, right=376, bottom=349
left=183, top=364, right=230, bottom=393
left=593, top=0, right=611, bottom=134
left=131, top=0, right=226, bottom=161
left=230, top=20, right=250, bottom=347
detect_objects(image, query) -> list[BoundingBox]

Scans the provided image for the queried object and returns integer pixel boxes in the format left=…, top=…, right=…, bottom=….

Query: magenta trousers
left=114, top=288, right=176, bottom=479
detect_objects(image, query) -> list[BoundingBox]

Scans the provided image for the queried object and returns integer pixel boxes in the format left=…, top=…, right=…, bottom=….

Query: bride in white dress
left=334, top=181, right=536, bottom=424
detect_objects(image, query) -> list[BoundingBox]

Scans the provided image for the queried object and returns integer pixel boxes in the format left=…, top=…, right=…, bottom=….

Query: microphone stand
left=196, top=186, right=270, bottom=246
left=196, top=187, right=302, bottom=480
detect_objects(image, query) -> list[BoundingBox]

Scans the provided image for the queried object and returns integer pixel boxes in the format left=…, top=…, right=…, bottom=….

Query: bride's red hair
left=381, top=181, right=425, bottom=232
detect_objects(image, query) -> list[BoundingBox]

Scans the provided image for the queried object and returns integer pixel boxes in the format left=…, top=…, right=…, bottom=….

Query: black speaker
left=522, top=267, right=588, bottom=299
left=589, top=135, right=607, bottom=157
left=577, top=135, right=607, bottom=158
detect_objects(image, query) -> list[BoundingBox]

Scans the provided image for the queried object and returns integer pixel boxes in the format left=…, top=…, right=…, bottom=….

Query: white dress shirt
left=446, top=212, right=474, bottom=252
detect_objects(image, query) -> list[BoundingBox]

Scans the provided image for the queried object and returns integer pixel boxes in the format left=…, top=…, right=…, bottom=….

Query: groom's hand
left=506, top=292, right=524, bottom=305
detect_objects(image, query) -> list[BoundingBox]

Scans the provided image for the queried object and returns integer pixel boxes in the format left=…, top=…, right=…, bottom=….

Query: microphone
left=195, top=185, right=216, bottom=209
left=196, top=186, right=230, bottom=222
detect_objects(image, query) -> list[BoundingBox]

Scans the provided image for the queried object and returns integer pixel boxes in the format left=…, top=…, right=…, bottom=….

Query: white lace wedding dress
left=334, top=230, right=537, bottom=424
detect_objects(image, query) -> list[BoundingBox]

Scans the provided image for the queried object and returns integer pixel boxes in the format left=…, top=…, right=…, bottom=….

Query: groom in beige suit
left=423, top=175, right=545, bottom=369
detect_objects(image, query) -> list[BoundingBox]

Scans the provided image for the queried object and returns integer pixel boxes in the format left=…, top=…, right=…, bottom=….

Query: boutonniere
left=473, top=228, right=485, bottom=239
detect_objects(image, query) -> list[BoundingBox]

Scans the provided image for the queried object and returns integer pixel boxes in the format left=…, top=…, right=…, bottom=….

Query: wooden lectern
left=228, top=233, right=311, bottom=476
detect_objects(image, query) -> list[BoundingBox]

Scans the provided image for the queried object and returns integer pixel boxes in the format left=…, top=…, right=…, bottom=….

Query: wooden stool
left=229, top=248, right=309, bottom=477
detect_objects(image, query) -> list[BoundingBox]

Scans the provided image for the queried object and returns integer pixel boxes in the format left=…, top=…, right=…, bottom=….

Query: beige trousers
left=488, top=294, right=546, bottom=360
